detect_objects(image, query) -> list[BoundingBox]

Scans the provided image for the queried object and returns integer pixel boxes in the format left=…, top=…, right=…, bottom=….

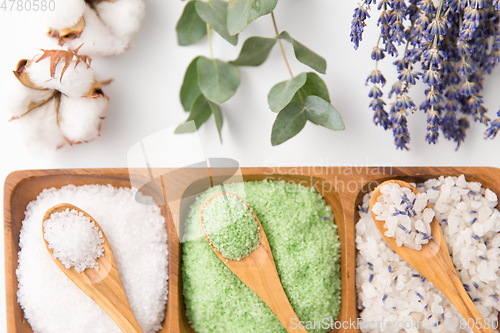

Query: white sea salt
left=372, top=183, right=434, bottom=250
left=357, top=175, right=500, bottom=333
left=43, top=209, right=104, bottom=273
left=16, top=185, right=168, bottom=333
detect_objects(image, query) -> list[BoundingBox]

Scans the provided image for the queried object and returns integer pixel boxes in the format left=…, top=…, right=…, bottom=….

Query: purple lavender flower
left=350, top=0, right=500, bottom=149
left=391, top=109, right=411, bottom=150
left=366, top=69, right=387, bottom=85
left=351, top=3, right=371, bottom=50
left=426, top=110, right=440, bottom=144
left=371, top=46, right=386, bottom=61
left=485, top=111, right=500, bottom=139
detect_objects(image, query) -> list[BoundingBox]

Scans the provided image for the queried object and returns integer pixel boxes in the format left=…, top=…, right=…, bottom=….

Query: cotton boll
left=26, top=55, right=95, bottom=98
left=58, top=96, right=108, bottom=143
left=11, top=97, right=67, bottom=151
left=40, top=0, right=86, bottom=30
left=64, top=2, right=143, bottom=56
left=5, top=82, right=54, bottom=119
left=64, top=6, right=119, bottom=56
left=95, top=0, right=145, bottom=38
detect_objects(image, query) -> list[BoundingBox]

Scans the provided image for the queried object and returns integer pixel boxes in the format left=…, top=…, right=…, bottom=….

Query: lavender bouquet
left=351, top=0, right=500, bottom=150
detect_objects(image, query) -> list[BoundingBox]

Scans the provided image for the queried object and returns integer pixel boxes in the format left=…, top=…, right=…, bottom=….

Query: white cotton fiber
left=5, top=82, right=54, bottom=119
left=16, top=185, right=168, bottom=333
left=40, top=0, right=86, bottom=30
left=58, top=95, right=108, bottom=143
left=96, top=0, right=145, bottom=38
left=10, top=97, right=67, bottom=151
left=357, top=175, right=500, bottom=333
left=26, top=56, right=95, bottom=98
left=64, top=1, right=145, bottom=56
left=43, top=209, right=104, bottom=273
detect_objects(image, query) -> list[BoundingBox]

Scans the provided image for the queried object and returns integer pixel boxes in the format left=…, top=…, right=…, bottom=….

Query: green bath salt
left=182, top=180, right=341, bottom=333
left=202, top=194, right=260, bottom=261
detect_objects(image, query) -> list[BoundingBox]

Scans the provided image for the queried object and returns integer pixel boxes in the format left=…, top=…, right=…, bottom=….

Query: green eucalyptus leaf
left=271, top=101, right=308, bottom=146
left=230, top=36, right=277, bottom=66
left=295, top=72, right=330, bottom=103
left=268, top=72, right=307, bottom=113
left=180, top=57, right=202, bottom=111
left=227, top=0, right=278, bottom=36
left=175, top=94, right=213, bottom=133
left=197, top=57, right=241, bottom=104
left=196, top=0, right=238, bottom=46
left=277, top=31, right=327, bottom=74
left=176, top=1, right=207, bottom=46
left=211, top=101, right=223, bottom=142
left=304, top=95, right=345, bottom=131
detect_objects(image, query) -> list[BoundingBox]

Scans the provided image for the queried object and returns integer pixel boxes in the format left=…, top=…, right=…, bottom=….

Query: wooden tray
left=5, top=167, right=500, bottom=333
left=3, top=168, right=173, bottom=333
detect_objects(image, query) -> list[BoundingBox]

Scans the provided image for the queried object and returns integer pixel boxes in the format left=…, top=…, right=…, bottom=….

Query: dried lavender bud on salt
left=372, top=183, right=434, bottom=250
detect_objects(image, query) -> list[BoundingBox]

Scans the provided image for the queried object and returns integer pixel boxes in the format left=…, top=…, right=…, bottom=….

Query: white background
left=1, top=0, right=500, bottom=331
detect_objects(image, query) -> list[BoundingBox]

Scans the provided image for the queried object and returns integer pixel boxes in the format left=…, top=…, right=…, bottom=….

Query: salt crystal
left=357, top=175, right=500, bottom=333
left=479, top=206, right=493, bottom=223
left=422, top=208, right=435, bottom=223
left=17, top=185, right=168, bottom=333
left=43, top=209, right=103, bottom=273
left=485, top=189, right=498, bottom=204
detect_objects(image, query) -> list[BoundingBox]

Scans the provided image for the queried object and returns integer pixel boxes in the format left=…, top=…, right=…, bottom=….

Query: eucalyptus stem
left=207, top=24, right=213, bottom=59
left=271, top=12, right=294, bottom=78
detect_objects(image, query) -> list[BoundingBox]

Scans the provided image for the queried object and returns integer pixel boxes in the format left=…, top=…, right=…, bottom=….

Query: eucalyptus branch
left=207, top=24, right=213, bottom=59
left=175, top=0, right=344, bottom=146
left=271, top=12, right=293, bottom=78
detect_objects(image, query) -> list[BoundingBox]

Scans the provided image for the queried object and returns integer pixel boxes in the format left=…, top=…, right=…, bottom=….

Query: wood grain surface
left=199, top=192, right=307, bottom=333
left=370, top=180, right=495, bottom=333
left=5, top=167, right=500, bottom=333
left=43, top=203, right=143, bottom=333
left=4, top=168, right=170, bottom=333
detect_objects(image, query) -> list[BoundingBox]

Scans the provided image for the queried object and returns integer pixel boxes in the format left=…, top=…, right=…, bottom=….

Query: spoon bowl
left=200, top=192, right=307, bottom=333
left=370, top=180, right=494, bottom=333
left=43, top=203, right=143, bottom=333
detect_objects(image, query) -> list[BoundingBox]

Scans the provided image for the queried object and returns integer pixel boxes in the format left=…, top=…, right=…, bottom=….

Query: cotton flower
left=7, top=48, right=108, bottom=151
left=47, top=0, right=145, bottom=56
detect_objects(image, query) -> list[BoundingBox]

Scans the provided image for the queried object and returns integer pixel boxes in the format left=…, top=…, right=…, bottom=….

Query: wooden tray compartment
left=4, top=169, right=172, bottom=333
left=6, top=167, right=500, bottom=333
left=168, top=167, right=500, bottom=333
left=166, top=170, right=350, bottom=333
left=349, top=167, right=500, bottom=333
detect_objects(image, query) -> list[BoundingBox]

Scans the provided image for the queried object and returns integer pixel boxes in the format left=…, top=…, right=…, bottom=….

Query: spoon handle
left=396, top=228, right=494, bottom=333
left=443, top=275, right=495, bottom=333
left=230, top=243, right=307, bottom=333
left=406, top=235, right=495, bottom=333
left=43, top=203, right=143, bottom=333
left=370, top=181, right=495, bottom=333
left=89, top=268, right=144, bottom=333
left=430, top=249, right=495, bottom=333
left=69, top=252, right=144, bottom=333
left=200, top=192, right=308, bottom=333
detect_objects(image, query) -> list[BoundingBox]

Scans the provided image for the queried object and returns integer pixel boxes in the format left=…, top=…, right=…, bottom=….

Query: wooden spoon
left=200, top=192, right=308, bottom=333
left=370, top=180, right=494, bottom=333
left=42, top=203, right=143, bottom=333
